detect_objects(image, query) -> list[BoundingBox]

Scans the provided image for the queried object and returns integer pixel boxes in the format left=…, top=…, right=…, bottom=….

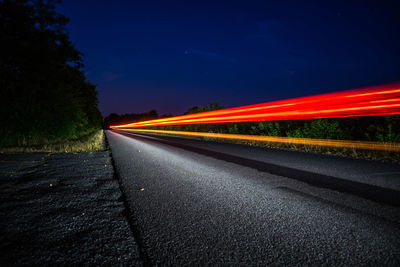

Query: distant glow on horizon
left=118, top=129, right=400, bottom=152
left=110, top=83, right=400, bottom=129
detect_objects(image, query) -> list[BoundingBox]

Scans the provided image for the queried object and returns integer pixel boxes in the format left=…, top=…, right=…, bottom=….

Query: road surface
left=106, top=130, right=400, bottom=266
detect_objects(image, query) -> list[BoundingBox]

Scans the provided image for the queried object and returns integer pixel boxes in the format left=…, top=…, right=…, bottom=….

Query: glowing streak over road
left=120, top=129, right=400, bottom=152
left=111, top=83, right=400, bottom=129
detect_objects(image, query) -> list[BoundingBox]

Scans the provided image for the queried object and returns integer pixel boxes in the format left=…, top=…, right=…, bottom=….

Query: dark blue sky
left=57, top=0, right=400, bottom=116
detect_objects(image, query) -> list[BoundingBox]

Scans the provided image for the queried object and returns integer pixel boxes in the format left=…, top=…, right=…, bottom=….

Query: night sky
left=57, top=0, right=400, bottom=117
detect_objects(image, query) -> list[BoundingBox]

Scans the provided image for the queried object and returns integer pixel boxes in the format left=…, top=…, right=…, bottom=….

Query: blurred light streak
left=111, top=83, right=400, bottom=129
left=119, top=129, right=400, bottom=152
left=371, top=98, right=400, bottom=103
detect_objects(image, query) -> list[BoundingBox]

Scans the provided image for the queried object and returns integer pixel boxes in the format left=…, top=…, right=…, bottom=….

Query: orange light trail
left=120, top=129, right=400, bottom=152
left=110, top=83, right=400, bottom=129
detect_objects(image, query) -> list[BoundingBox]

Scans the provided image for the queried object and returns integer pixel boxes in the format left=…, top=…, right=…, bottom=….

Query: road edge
left=104, top=131, right=153, bottom=266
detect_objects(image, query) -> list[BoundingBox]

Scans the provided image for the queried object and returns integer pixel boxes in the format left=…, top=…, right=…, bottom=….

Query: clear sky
left=57, top=0, right=400, bottom=117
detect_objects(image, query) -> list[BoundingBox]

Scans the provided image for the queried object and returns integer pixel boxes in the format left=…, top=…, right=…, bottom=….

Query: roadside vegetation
left=0, top=0, right=102, bottom=151
left=0, top=130, right=104, bottom=153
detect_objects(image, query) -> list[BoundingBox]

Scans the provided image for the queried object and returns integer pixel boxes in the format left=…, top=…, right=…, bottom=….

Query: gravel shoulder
left=0, top=151, right=142, bottom=266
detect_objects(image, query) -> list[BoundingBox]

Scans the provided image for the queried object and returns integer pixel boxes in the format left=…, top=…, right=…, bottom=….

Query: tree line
left=103, top=102, right=224, bottom=129
left=103, top=110, right=159, bottom=129
left=0, top=0, right=102, bottom=147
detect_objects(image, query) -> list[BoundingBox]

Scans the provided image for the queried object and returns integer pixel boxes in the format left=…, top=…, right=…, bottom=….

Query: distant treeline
left=103, top=102, right=224, bottom=129
left=0, top=0, right=102, bottom=147
left=103, top=110, right=160, bottom=128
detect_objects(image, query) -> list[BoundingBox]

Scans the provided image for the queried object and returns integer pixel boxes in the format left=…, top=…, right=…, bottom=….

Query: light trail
left=120, top=129, right=400, bottom=152
left=110, top=83, right=400, bottom=129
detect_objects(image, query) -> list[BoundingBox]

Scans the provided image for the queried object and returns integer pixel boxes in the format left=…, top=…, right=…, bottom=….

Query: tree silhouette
left=0, top=0, right=102, bottom=146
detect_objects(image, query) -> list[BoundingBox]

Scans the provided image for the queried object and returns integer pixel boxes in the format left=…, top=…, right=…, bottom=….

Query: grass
left=217, top=137, right=400, bottom=163
left=0, top=130, right=105, bottom=153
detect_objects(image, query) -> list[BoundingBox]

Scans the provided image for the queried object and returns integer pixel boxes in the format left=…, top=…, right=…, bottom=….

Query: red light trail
left=110, top=83, right=400, bottom=129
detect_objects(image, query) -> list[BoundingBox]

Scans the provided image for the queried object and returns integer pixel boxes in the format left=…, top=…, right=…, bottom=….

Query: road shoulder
left=0, top=151, right=142, bottom=266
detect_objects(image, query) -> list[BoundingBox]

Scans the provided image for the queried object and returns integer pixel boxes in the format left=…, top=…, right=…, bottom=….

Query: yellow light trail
left=118, top=129, right=400, bottom=152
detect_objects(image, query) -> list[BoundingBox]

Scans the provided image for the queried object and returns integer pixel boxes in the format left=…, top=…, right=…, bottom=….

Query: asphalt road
left=106, top=130, right=400, bottom=266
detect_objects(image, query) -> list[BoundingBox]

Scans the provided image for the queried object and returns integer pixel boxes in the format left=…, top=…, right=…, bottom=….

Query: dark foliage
left=184, top=102, right=225, bottom=115
left=0, top=0, right=102, bottom=146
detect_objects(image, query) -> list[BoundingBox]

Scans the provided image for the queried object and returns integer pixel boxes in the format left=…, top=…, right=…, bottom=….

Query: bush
left=257, top=122, right=281, bottom=136
left=365, top=116, right=400, bottom=142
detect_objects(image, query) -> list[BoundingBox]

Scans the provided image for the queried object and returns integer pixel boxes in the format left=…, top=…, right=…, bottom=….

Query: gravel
left=0, top=151, right=142, bottom=266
